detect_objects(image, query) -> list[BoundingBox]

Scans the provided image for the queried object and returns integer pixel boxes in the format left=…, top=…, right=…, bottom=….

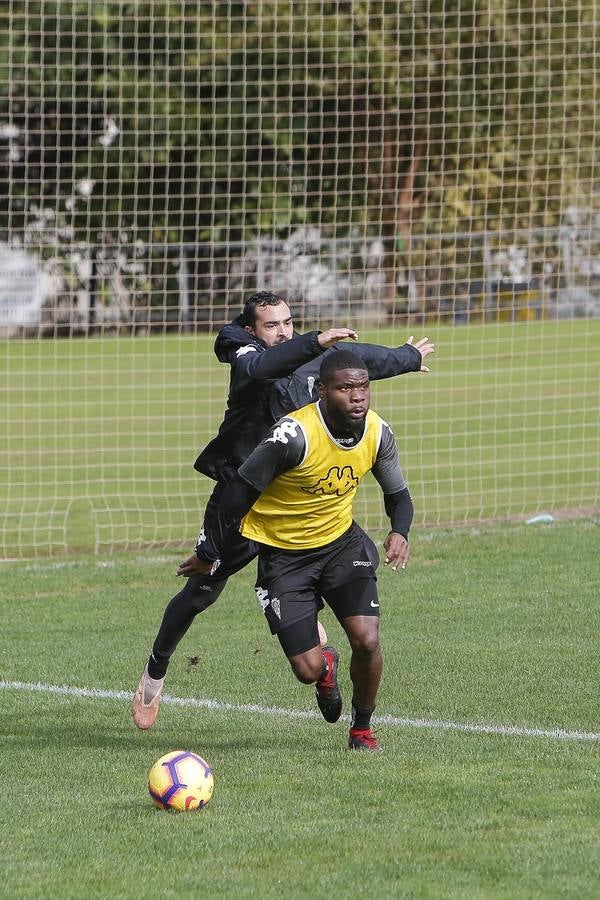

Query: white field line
left=2, top=679, right=600, bottom=743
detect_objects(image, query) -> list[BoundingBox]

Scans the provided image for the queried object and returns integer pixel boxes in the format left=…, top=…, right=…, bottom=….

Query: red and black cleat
left=315, top=646, right=342, bottom=723
left=348, top=727, right=382, bottom=752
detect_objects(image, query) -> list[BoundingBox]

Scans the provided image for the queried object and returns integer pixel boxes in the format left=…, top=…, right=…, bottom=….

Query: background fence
left=1, top=2, right=599, bottom=556
left=3, top=221, right=600, bottom=335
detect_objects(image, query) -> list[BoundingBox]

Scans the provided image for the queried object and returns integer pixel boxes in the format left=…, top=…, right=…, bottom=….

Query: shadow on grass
left=1, top=703, right=334, bottom=755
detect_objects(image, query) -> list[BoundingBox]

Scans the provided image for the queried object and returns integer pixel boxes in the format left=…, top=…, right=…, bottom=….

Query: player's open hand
left=317, top=327, right=359, bottom=348
left=176, top=553, right=213, bottom=577
left=406, top=335, right=435, bottom=372
left=383, top=532, right=409, bottom=572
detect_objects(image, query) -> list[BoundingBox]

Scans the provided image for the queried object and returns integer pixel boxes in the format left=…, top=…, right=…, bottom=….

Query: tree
left=1, top=0, right=597, bottom=309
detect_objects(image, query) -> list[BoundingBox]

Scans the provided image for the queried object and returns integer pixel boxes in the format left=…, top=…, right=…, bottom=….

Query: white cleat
left=131, top=666, right=164, bottom=731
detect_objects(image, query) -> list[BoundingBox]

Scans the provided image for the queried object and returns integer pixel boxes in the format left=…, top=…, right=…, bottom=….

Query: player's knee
left=347, top=621, right=380, bottom=657
left=288, top=652, right=323, bottom=684
left=187, top=577, right=227, bottom=612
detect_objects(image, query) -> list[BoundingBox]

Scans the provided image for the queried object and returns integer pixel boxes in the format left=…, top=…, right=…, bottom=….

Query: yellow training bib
left=241, top=403, right=382, bottom=550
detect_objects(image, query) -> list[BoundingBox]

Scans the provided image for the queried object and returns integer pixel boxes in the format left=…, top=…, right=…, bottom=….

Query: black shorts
left=254, top=521, right=380, bottom=636
left=200, top=480, right=258, bottom=580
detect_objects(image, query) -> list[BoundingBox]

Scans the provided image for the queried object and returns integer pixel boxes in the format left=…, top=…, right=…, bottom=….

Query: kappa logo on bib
left=302, top=465, right=359, bottom=497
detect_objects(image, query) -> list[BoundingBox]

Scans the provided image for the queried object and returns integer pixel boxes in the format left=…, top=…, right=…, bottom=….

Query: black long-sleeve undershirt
left=384, top=487, right=414, bottom=539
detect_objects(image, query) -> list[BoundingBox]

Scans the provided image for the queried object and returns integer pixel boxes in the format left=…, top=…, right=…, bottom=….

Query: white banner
left=0, top=246, right=43, bottom=326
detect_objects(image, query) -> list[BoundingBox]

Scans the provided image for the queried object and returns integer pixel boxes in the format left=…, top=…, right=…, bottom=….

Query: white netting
left=1, top=2, right=599, bottom=557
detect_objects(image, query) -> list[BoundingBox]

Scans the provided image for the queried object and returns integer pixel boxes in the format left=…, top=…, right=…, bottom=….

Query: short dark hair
left=319, top=350, right=368, bottom=384
left=241, top=291, right=288, bottom=327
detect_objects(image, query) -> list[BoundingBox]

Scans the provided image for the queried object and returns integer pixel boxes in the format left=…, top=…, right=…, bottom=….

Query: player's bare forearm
left=383, top=532, right=409, bottom=571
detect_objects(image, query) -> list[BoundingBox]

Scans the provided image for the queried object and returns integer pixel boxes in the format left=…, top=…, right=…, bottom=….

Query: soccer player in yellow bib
left=180, top=349, right=414, bottom=751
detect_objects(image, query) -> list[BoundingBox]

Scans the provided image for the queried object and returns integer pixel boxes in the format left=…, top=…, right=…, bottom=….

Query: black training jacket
left=194, top=316, right=325, bottom=480
left=194, top=316, right=423, bottom=482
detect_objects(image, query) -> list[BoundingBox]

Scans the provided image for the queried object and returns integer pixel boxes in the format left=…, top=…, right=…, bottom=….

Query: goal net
left=1, top=2, right=599, bottom=557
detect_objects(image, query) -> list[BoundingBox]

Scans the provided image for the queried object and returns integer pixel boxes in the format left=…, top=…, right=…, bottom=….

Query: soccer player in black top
left=132, top=292, right=433, bottom=730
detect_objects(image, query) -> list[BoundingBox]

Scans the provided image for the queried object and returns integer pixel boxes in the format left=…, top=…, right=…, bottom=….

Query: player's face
left=319, top=367, right=371, bottom=429
left=246, top=302, right=294, bottom=346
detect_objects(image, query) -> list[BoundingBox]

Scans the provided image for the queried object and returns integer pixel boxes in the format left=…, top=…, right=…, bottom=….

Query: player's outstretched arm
left=231, top=327, right=357, bottom=389
left=268, top=335, right=435, bottom=420
left=230, top=331, right=324, bottom=386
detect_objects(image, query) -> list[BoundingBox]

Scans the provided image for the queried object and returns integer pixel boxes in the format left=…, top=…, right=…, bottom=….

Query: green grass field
left=2, top=318, right=599, bottom=557
left=2, top=319, right=599, bottom=895
left=1, top=518, right=599, bottom=898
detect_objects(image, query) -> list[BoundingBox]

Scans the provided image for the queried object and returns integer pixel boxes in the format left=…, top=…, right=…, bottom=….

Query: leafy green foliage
left=1, top=2, right=597, bottom=248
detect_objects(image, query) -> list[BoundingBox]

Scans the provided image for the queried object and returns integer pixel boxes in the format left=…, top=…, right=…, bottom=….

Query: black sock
left=147, top=651, right=169, bottom=680
left=351, top=702, right=374, bottom=731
